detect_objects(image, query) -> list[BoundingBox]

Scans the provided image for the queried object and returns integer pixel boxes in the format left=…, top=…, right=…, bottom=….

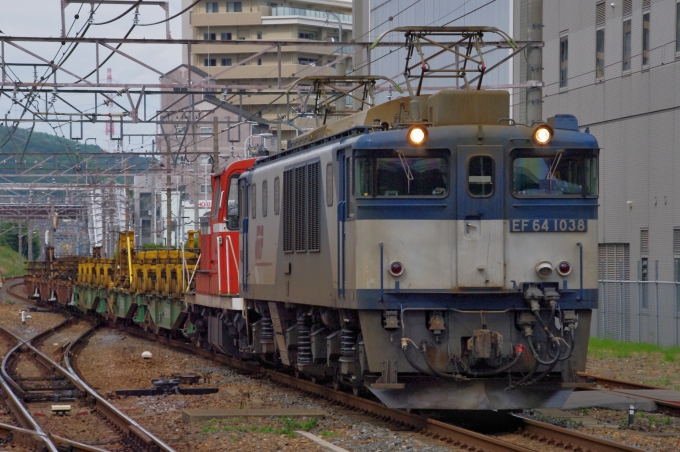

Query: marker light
left=535, top=261, right=553, bottom=278
left=407, top=125, right=428, bottom=146
left=556, top=261, right=572, bottom=276
left=532, top=125, right=553, bottom=145
left=389, top=261, right=404, bottom=277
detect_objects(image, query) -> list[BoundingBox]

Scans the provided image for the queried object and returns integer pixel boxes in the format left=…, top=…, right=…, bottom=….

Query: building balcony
left=191, top=11, right=264, bottom=27
left=196, top=64, right=336, bottom=80
left=192, top=43, right=343, bottom=56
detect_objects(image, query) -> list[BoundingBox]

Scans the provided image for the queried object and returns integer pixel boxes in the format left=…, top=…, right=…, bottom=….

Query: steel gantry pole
left=526, top=0, right=543, bottom=125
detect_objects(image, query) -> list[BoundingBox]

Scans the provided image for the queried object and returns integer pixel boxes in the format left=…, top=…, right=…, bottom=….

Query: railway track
left=114, top=323, right=648, bottom=452
left=578, top=371, right=680, bottom=417
left=6, top=277, right=650, bottom=451
left=1, top=277, right=177, bottom=452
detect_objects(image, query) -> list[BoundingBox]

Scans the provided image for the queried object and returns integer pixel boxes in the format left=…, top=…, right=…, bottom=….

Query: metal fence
left=596, top=260, right=680, bottom=346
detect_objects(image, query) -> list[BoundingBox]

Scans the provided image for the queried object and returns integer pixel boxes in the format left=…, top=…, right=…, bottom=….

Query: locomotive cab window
left=512, top=149, right=598, bottom=197
left=226, top=175, right=240, bottom=230
left=354, top=149, right=448, bottom=197
left=468, top=155, right=494, bottom=197
left=211, top=175, right=222, bottom=219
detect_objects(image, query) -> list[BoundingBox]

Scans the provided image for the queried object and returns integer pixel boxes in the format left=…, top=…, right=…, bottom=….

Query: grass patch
left=588, top=338, right=680, bottom=362
left=0, top=245, right=24, bottom=277
left=201, top=416, right=319, bottom=438
left=320, top=430, right=338, bottom=438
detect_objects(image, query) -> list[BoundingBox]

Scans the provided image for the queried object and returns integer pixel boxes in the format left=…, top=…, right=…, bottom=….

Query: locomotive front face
left=344, top=120, right=598, bottom=409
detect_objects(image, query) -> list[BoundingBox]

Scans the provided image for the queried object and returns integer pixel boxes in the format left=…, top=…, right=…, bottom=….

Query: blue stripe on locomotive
left=352, top=125, right=599, bottom=221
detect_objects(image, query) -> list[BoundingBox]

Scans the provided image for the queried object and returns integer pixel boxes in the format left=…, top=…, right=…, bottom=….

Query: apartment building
left=181, top=0, right=352, bottom=132
left=134, top=64, right=271, bottom=247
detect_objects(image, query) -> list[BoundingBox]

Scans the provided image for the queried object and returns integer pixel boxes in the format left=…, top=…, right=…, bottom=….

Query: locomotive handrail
left=577, top=242, right=583, bottom=301
left=226, top=235, right=239, bottom=295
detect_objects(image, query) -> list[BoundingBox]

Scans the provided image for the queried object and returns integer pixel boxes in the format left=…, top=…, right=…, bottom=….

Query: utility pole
left=17, top=220, right=23, bottom=269
left=526, top=0, right=543, bottom=125
left=27, top=218, right=32, bottom=262
left=166, top=144, right=173, bottom=249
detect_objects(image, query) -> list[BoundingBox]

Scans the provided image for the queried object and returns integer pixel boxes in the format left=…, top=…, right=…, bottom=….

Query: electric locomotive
left=236, top=28, right=599, bottom=410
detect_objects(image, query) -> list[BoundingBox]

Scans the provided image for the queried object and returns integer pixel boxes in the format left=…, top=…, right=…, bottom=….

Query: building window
left=257, top=58, right=262, bottom=65
left=298, top=32, right=315, bottom=40
left=200, top=184, right=212, bottom=195
left=641, top=228, right=649, bottom=309
left=200, top=127, right=212, bottom=136
left=175, top=126, right=186, bottom=137
left=206, top=2, right=218, bottom=13
left=643, top=11, right=650, bottom=67
left=227, top=2, right=242, bottom=12
left=622, top=19, right=632, bottom=71
left=596, top=29, right=605, bottom=79
left=204, top=33, right=216, bottom=41
left=257, top=32, right=262, bottom=39
left=596, top=2, right=605, bottom=79
left=204, top=58, right=217, bottom=67
left=221, top=32, right=232, bottom=41
left=221, top=58, right=232, bottom=66
left=559, top=35, right=568, bottom=88
left=298, top=57, right=316, bottom=66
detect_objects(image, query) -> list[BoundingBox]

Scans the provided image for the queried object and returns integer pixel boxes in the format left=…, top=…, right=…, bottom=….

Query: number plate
left=510, top=219, right=587, bottom=232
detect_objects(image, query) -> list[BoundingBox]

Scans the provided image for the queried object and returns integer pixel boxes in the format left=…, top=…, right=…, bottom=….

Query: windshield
left=355, top=149, right=448, bottom=197
left=513, top=150, right=598, bottom=197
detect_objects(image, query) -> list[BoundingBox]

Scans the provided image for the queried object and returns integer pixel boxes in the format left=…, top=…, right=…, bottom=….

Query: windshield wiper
left=397, top=151, right=414, bottom=194
left=546, top=149, right=563, bottom=180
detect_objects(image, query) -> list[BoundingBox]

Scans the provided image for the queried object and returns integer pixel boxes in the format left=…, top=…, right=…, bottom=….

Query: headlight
left=407, top=125, right=428, bottom=146
left=532, top=125, right=553, bottom=145
left=535, top=261, right=553, bottom=278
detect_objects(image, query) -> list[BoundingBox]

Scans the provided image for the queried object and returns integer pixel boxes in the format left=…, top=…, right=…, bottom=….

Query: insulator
left=297, top=315, right=312, bottom=364
left=340, top=327, right=357, bottom=360
left=260, top=316, right=274, bottom=340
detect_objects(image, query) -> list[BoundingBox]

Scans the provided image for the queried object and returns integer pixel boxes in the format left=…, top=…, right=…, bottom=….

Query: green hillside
left=0, top=245, right=24, bottom=277
left=0, top=125, right=152, bottom=185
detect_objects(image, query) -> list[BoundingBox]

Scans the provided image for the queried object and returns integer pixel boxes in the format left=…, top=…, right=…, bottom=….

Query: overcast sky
left=0, top=0, right=184, bottom=153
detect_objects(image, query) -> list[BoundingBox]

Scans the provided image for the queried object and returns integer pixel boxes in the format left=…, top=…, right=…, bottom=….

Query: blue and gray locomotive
left=237, top=29, right=598, bottom=410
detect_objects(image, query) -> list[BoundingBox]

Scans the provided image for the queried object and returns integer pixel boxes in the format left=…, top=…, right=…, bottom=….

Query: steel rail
left=65, top=323, right=177, bottom=452
left=514, top=416, right=646, bottom=452
left=577, top=372, right=680, bottom=417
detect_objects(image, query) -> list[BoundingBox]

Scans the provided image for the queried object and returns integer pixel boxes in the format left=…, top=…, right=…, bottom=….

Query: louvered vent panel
left=623, top=0, right=632, bottom=16
left=250, top=183, right=256, bottom=219
left=283, top=170, right=293, bottom=252
left=640, top=229, right=649, bottom=254
left=325, top=163, right=334, bottom=207
left=295, top=166, right=307, bottom=252
left=643, top=0, right=650, bottom=9
left=307, top=162, right=320, bottom=252
left=674, top=228, right=680, bottom=255
left=274, top=177, right=280, bottom=215
left=596, top=2, right=606, bottom=26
